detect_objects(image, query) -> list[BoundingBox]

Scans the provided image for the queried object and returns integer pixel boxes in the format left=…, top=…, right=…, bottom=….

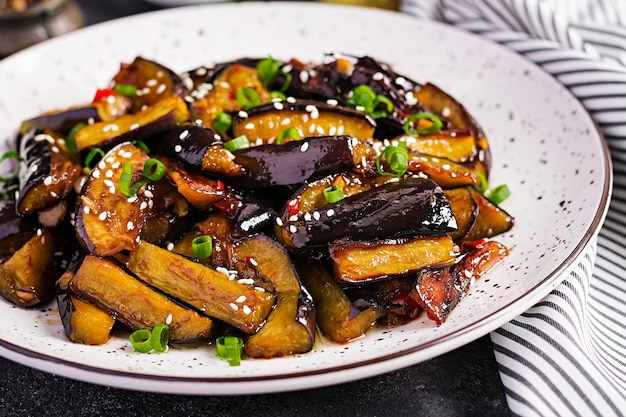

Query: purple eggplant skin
left=19, top=106, right=101, bottom=136
left=279, top=178, right=458, bottom=249
left=157, top=124, right=225, bottom=170
left=16, top=128, right=51, bottom=211
left=297, top=283, right=316, bottom=343
left=232, top=189, right=292, bottom=237
left=0, top=182, right=38, bottom=258
left=232, top=135, right=356, bottom=189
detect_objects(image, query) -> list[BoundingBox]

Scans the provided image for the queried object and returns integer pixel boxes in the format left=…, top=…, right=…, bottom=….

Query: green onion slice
left=129, top=329, right=153, bottom=353
left=236, top=86, right=261, bottom=110
left=223, top=135, right=250, bottom=153
left=371, top=95, right=394, bottom=119
left=268, top=91, right=287, bottom=102
left=277, top=128, right=302, bottom=145
left=143, top=158, right=165, bottom=182
left=376, top=141, right=409, bottom=178
left=216, top=336, right=244, bottom=366
left=213, top=112, right=232, bottom=133
left=132, top=140, right=150, bottom=154
left=192, top=235, right=213, bottom=259
left=257, top=56, right=291, bottom=92
left=323, top=185, right=345, bottom=204
left=150, top=323, right=170, bottom=353
left=113, top=83, right=138, bottom=96
left=487, top=184, right=511, bottom=205
left=84, top=148, right=105, bottom=169
left=118, top=162, right=147, bottom=197
left=345, top=85, right=393, bottom=118
left=66, top=122, right=86, bottom=154
left=0, top=151, right=22, bottom=183
left=474, top=170, right=489, bottom=194
left=404, top=112, right=443, bottom=135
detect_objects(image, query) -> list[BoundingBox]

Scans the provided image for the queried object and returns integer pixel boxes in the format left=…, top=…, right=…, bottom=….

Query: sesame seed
left=289, top=225, right=297, bottom=233
left=51, top=146, right=60, bottom=154
left=165, top=313, right=173, bottom=325
left=195, top=119, right=203, bottom=125
left=156, top=84, right=167, bottom=94
left=372, top=72, right=384, bottom=81
left=127, top=196, right=138, bottom=203
left=148, top=200, right=154, bottom=209
left=103, top=179, right=114, bottom=187
left=214, top=133, right=221, bottom=140
left=329, top=126, right=337, bottom=135
left=275, top=217, right=284, bottom=226
left=237, top=278, right=255, bottom=285
left=146, top=79, right=158, bottom=87
left=355, top=105, right=365, bottom=112
left=174, top=144, right=182, bottom=153
left=242, top=305, right=252, bottom=315
left=254, top=286, right=266, bottom=292
left=102, top=124, right=119, bottom=133
left=289, top=215, right=298, bottom=222
left=245, top=123, right=255, bottom=130
left=308, top=124, right=316, bottom=134
left=281, top=64, right=293, bottom=73
left=36, top=229, right=42, bottom=236
left=43, top=176, right=53, bottom=186
left=238, top=110, right=248, bottom=118
left=109, top=186, right=116, bottom=194
left=98, top=212, right=107, bottom=221
left=229, top=303, right=238, bottom=311
left=126, top=221, right=134, bottom=230
left=106, top=95, right=115, bottom=104
left=216, top=266, right=229, bottom=276
left=327, top=209, right=335, bottom=217
left=98, top=161, right=106, bottom=170
left=255, top=138, right=263, bottom=146
left=281, top=117, right=291, bottom=126
left=140, top=201, right=148, bottom=210
left=273, top=101, right=284, bottom=110
left=300, top=142, right=309, bottom=152
left=50, top=191, right=58, bottom=198
left=236, top=295, right=247, bottom=303
left=166, top=242, right=174, bottom=251
left=179, top=130, right=190, bottom=140
left=299, top=70, right=309, bottom=83
left=327, top=99, right=338, bottom=106
left=313, top=211, right=320, bottom=220
left=286, top=96, right=296, bottom=103
left=105, top=170, right=114, bottom=178
left=88, top=117, right=95, bottom=125
left=395, top=76, right=406, bottom=87
left=248, top=257, right=258, bottom=267
left=304, top=212, right=312, bottom=221
left=83, top=206, right=90, bottom=214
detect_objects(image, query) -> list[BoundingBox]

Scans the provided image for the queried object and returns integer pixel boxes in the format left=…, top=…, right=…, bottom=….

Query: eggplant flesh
left=278, top=178, right=457, bottom=249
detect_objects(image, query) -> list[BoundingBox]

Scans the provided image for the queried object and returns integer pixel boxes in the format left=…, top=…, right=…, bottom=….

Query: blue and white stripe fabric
left=401, top=0, right=626, bottom=415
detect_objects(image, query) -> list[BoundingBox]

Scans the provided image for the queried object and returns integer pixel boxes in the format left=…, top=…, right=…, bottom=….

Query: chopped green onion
left=236, top=86, right=261, bottom=110
left=213, top=112, right=232, bottom=133
left=118, top=162, right=147, bottom=197
left=404, top=112, right=443, bottom=135
left=84, top=148, right=105, bottom=169
left=223, top=135, right=250, bottom=153
left=143, top=158, right=165, bottom=182
left=345, top=85, right=393, bottom=118
left=192, top=235, right=213, bottom=259
left=215, top=336, right=244, bottom=366
left=113, top=83, right=138, bottom=96
left=487, top=184, right=511, bottom=205
left=0, top=151, right=22, bottom=183
left=323, top=185, right=345, bottom=204
left=277, top=128, right=302, bottom=145
left=268, top=91, right=287, bottom=102
left=474, top=170, right=489, bottom=194
left=133, top=140, right=150, bottom=154
left=376, top=141, right=409, bottom=178
left=257, top=56, right=281, bottom=89
left=257, top=56, right=291, bottom=92
left=150, top=323, right=170, bottom=353
left=66, top=122, right=86, bottom=154
left=129, top=329, right=153, bottom=353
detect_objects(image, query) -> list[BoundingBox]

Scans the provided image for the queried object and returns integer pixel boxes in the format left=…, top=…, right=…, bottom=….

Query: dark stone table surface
left=0, top=1, right=510, bottom=415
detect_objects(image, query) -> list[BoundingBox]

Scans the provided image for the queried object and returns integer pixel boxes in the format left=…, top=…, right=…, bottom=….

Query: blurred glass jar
left=318, top=0, right=402, bottom=11
left=0, top=0, right=84, bottom=58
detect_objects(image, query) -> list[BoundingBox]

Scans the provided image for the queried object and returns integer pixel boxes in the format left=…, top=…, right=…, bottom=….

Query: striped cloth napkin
left=400, top=0, right=626, bottom=415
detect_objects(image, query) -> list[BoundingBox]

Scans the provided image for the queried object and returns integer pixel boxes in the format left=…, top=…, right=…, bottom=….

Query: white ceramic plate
left=0, top=2, right=611, bottom=395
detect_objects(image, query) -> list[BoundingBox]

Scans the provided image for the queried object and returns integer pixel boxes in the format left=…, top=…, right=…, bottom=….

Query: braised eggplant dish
left=0, top=54, right=513, bottom=360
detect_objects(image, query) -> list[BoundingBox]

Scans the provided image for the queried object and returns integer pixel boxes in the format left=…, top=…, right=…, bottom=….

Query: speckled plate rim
left=0, top=2, right=612, bottom=395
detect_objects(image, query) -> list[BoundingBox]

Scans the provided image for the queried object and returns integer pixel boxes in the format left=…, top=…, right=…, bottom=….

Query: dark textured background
left=0, top=1, right=510, bottom=415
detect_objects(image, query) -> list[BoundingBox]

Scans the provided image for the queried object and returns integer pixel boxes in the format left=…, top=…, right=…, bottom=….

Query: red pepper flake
left=233, top=63, right=241, bottom=72
left=244, top=256, right=258, bottom=268
left=287, top=198, right=300, bottom=217
left=92, top=88, right=115, bottom=103
left=215, top=180, right=225, bottom=192
left=229, top=90, right=237, bottom=100
left=464, top=239, right=487, bottom=250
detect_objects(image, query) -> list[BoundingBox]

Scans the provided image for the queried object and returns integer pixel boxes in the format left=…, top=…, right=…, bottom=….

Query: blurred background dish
left=0, top=0, right=83, bottom=57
